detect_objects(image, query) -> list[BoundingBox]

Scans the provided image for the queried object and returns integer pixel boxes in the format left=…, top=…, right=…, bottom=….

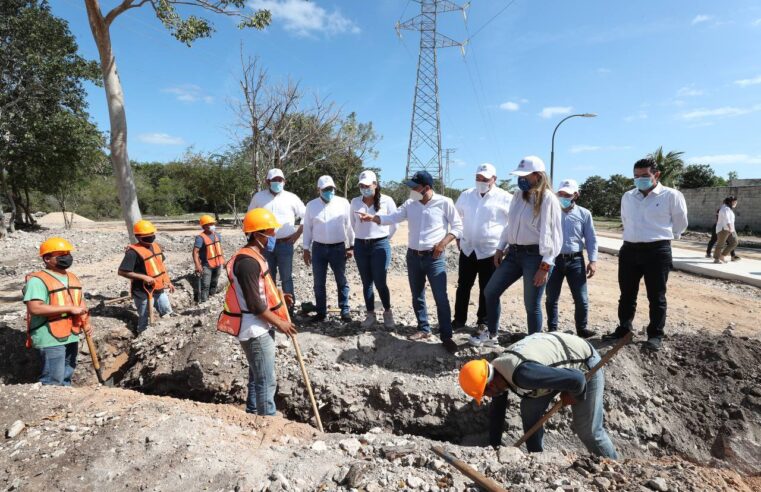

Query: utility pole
left=397, top=1, right=468, bottom=193
left=444, top=148, right=457, bottom=190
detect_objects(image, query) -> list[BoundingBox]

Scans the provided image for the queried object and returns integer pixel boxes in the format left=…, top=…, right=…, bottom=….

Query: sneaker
left=361, top=312, right=377, bottom=329
left=452, top=319, right=467, bottom=330
left=644, top=337, right=662, bottom=352
left=309, top=314, right=326, bottom=323
left=408, top=331, right=431, bottom=341
left=713, top=258, right=726, bottom=264
left=383, top=309, right=395, bottom=329
left=469, top=329, right=499, bottom=347
left=705, top=253, right=712, bottom=258
left=577, top=328, right=597, bottom=339
left=731, top=256, right=741, bottom=262
left=340, top=312, right=352, bottom=323
left=602, top=328, right=630, bottom=341
left=442, top=338, right=459, bottom=354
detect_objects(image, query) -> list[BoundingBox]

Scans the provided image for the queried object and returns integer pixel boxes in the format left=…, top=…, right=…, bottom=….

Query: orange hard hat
left=199, top=215, right=215, bottom=227
left=39, top=237, right=75, bottom=257
left=133, top=220, right=156, bottom=236
left=459, top=359, right=491, bottom=405
left=242, top=208, right=281, bottom=233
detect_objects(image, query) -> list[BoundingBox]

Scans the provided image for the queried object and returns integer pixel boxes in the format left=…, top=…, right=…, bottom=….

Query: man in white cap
left=303, top=175, right=355, bottom=323
left=453, top=163, right=512, bottom=345
left=544, top=179, right=598, bottom=339
left=249, top=168, right=306, bottom=305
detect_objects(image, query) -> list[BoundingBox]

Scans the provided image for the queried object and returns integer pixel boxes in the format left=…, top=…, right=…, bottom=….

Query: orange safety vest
left=128, top=242, right=171, bottom=291
left=24, top=270, right=85, bottom=348
left=198, top=233, right=224, bottom=269
left=217, top=247, right=289, bottom=336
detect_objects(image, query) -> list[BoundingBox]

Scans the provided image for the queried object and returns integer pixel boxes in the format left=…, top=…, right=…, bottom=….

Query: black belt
left=623, top=240, right=671, bottom=249
left=559, top=252, right=583, bottom=260
left=355, top=236, right=388, bottom=245
left=275, top=238, right=290, bottom=244
left=408, top=248, right=434, bottom=256
left=508, top=244, right=539, bottom=254
left=313, top=241, right=345, bottom=247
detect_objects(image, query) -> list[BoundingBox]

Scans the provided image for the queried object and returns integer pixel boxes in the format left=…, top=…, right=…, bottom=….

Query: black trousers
left=454, top=251, right=496, bottom=325
left=617, top=241, right=672, bottom=339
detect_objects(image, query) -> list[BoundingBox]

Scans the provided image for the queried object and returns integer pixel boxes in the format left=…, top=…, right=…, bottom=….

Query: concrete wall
left=682, top=186, right=761, bottom=231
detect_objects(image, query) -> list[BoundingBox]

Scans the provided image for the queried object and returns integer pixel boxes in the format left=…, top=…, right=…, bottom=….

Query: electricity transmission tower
left=444, top=147, right=457, bottom=188
left=397, top=1, right=468, bottom=191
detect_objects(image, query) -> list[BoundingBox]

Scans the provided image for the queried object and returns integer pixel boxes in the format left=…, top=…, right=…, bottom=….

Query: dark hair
left=373, top=185, right=382, bottom=212
left=634, top=157, right=658, bottom=173
left=723, top=196, right=737, bottom=206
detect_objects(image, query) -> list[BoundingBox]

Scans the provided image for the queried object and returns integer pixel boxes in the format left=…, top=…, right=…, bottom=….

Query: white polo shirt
left=378, top=192, right=463, bottom=251
left=620, top=183, right=688, bottom=242
left=715, top=204, right=735, bottom=233
left=498, top=190, right=563, bottom=265
left=456, top=186, right=512, bottom=259
left=249, top=189, right=306, bottom=239
left=350, top=194, right=398, bottom=240
left=303, top=196, right=354, bottom=251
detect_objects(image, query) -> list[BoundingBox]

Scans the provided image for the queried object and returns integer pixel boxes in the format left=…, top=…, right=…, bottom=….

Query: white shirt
left=456, top=186, right=512, bottom=259
left=303, top=196, right=355, bottom=251
left=249, top=189, right=306, bottom=239
left=378, top=192, right=463, bottom=250
left=350, top=194, right=398, bottom=240
left=498, top=190, right=563, bottom=265
left=715, top=204, right=735, bottom=233
left=621, top=183, right=688, bottom=242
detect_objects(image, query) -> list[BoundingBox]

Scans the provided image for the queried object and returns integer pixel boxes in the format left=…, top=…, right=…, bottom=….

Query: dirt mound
left=35, top=212, right=95, bottom=226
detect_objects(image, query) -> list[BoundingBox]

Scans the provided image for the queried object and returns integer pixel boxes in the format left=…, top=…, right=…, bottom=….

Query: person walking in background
left=249, top=168, right=306, bottom=306
left=193, top=214, right=224, bottom=303
left=545, top=179, right=598, bottom=339
left=706, top=204, right=739, bottom=261
left=482, top=156, right=562, bottom=343
left=453, top=163, right=512, bottom=346
left=713, top=196, right=739, bottom=264
left=350, top=170, right=398, bottom=329
left=303, top=175, right=355, bottom=323
left=603, top=157, right=688, bottom=353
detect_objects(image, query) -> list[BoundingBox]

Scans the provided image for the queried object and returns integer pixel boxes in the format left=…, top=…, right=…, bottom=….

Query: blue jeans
left=132, top=289, right=173, bottom=333
left=519, top=353, right=618, bottom=458
left=39, top=342, right=78, bottom=386
left=545, top=255, right=589, bottom=333
left=354, top=238, right=391, bottom=311
left=240, top=332, right=276, bottom=416
left=264, top=242, right=295, bottom=301
left=312, top=242, right=349, bottom=316
left=406, top=250, right=453, bottom=340
left=484, top=248, right=549, bottom=335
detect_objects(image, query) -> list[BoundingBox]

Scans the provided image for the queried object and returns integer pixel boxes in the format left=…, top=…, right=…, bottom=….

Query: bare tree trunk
left=6, top=191, right=16, bottom=232
left=85, top=0, right=141, bottom=242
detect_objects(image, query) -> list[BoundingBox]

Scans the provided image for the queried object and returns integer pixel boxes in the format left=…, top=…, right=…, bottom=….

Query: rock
left=406, top=475, right=424, bottom=489
left=344, top=463, right=371, bottom=488
left=645, top=477, right=669, bottom=491
left=6, top=420, right=25, bottom=439
left=593, top=476, right=612, bottom=490
left=339, top=438, right=362, bottom=456
left=497, top=446, right=524, bottom=464
left=311, top=440, right=328, bottom=452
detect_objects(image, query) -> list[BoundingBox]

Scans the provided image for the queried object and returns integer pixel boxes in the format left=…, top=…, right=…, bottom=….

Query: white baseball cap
left=317, top=175, right=336, bottom=190
left=358, top=170, right=377, bottom=186
left=475, top=163, right=496, bottom=180
left=558, top=179, right=579, bottom=195
left=267, top=168, right=285, bottom=180
left=511, top=156, right=546, bottom=177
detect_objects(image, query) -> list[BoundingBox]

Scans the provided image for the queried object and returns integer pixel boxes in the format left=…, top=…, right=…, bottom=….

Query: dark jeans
left=406, top=249, right=453, bottom=340
left=240, top=331, right=276, bottom=416
left=197, top=265, right=221, bottom=302
left=545, top=255, right=589, bottom=333
left=454, top=251, right=496, bottom=326
left=265, top=242, right=296, bottom=301
left=39, top=342, right=78, bottom=386
left=312, top=242, right=349, bottom=316
left=707, top=225, right=737, bottom=258
left=354, top=237, right=391, bottom=311
left=617, top=241, right=672, bottom=339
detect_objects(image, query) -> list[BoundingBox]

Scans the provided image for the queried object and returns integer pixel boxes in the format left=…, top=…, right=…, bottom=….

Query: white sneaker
left=469, top=329, right=499, bottom=347
left=361, top=312, right=377, bottom=329
left=383, top=309, right=395, bottom=329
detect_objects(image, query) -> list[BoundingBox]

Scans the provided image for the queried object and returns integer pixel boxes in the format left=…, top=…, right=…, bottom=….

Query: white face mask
left=410, top=189, right=424, bottom=201
left=475, top=181, right=491, bottom=194
left=209, top=225, right=216, bottom=232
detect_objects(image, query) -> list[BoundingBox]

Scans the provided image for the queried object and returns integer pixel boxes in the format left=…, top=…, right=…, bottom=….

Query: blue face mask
left=270, top=182, right=284, bottom=193
left=321, top=190, right=335, bottom=202
left=634, top=177, right=654, bottom=191
left=558, top=197, right=573, bottom=209
left=360, top=187, right=374, bottom=198
left=517, top=177, right=532, bottom=192
left=252, top=233, right=276, bottom=252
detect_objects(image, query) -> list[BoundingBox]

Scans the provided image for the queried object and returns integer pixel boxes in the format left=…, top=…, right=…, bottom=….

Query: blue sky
left=54, top=0, right=761, bottom=187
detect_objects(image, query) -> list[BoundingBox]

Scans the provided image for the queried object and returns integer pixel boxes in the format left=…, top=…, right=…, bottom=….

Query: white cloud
left=570, top=144, right=632, bottom=154
left=539, top=106, right=572, bottom=119
left=624, top=111, right=648, bottom=122
left=137, top=133, right=186, bottom=145
left=676, top=86, right=703, bottom=97
left=250, top=0, right=360, bottom=36
left=753, top=18, right=761, bottom=27
left=499, top=101, right=520, bottom=111
left=596, top=68, right=611, bottom=74
left=734, top=75, right=761, bottom=87
left=679, top=104, right=761, bottom=120
left=688, top=154, right=761, bottom=165
left=691, top=15, right=712, bottom=25
left=162, top=85, right=214, bottom=104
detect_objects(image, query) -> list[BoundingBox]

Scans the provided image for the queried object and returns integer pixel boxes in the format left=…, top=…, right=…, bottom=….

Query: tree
left=727, top=171, right=739, bottom=183
left=577, top=176, right=608, bottom=216
left=648, top=147, right=684, bottom=188
left=681, top=164, right=719, bottom=189
left=82, top=0, right=271, bottom=240
left=497, top=178, right=517, bottom=194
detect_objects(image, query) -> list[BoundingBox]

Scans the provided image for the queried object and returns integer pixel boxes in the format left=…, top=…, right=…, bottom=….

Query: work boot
left=577, top=328, right=596, bottom=339
left=408, top=331, right=431, bottom=341
left=442, top=338, right=459, bottom=354
left=340, top=312, right=352, bottom=323
left=383, top=309, right=395, bottom=329
left=361, top=311, right=377, bottom=329
left=602, top=327, right=630, bottom=341
left=469, top=328, right=499, bottom=347
left=644, top=337, right=662, bottom=352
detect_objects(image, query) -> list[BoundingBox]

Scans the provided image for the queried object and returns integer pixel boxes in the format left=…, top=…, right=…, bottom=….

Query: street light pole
left=550, top=113, right=597, bottom=185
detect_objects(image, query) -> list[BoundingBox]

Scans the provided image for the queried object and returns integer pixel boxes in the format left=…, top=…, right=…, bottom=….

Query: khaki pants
left=713, top=230, right=738, bottom=260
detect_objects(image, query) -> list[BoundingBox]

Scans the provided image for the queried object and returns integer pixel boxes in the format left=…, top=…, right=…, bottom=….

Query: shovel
left=144, top=284, right=156, bottom=326
left=81, top=315, right=114, bottom=386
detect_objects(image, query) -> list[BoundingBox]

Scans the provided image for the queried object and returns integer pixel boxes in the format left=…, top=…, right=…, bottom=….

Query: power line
left=466, top=0, right=517, bottom=42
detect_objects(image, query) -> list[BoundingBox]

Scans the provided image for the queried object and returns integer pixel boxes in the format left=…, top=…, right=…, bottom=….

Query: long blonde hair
left=521, top=172, right=553, bottom=216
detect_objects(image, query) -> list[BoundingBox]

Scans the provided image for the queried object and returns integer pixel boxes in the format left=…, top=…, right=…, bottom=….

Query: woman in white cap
left=350, top=170, right=398, bottom=329
left=302, top=175, right=355, bottom=323
left=483, top=156, right=562, bottom=339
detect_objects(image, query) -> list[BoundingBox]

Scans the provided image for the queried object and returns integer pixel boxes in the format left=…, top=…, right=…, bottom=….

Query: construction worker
left=118, top=220, right=174, bottom=333
left=459, top=332, right=618, bottom=459
left=193, top=215, right=224, bottom=303
left=217, top=208, right=297, bottom=415
left=22, top=237, right=91, bottom=385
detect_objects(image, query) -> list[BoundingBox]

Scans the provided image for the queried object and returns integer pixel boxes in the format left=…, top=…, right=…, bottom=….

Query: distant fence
left=682, top=185, right=761, bottom=232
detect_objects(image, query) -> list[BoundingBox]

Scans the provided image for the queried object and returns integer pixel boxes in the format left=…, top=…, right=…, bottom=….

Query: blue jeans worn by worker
left=484, top=247, right=549, bottom=336
left=354, top=237, right=392, bottom=312
left=39, top=342, right=78, bottom=386
left=545, top=255, right=589, bottom=333
left=519, top=352, right=618, bottom=458
left=406, top=249, right=453, bottom=340
left=312, top=242, right=350, bottom=316
left=240, top=331, right=276, bottom=416
left=132, top=288, right=173, bottom=333
left=197, top=265, right=221, bottom=303
left=265, top=242, right=295, bottom=301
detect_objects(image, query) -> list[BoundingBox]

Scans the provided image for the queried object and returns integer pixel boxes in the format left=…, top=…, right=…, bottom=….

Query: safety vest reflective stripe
left=198, top=234, right=224, bottom=269
left=23, top=271, right=85, bottom=346
left=128, top=243, right=170, bottom=290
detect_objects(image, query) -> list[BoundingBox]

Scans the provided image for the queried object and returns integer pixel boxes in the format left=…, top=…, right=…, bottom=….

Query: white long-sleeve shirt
left=497, top=190, right=563, bottom=265
left=350, top=194, right=398, bottom=240
left=455, top=186, right=512, bottom=259
left=715, top=204, right=735, bottom=233
left=302, top=196, right=354, bottom=251
left=621, top=183, right=688, bottom=242
left=249, top=189, right=306, bottom=239
left=378, top=193, right=463, bottom=250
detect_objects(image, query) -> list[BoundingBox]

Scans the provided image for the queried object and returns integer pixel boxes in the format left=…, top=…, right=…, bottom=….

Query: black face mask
left=54, top=254, right=73, bottom=270
left=140, top=235, right=156, bottom=244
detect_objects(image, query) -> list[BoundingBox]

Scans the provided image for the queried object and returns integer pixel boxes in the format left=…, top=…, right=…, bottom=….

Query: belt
left=408, top=248, right=434, bottom=256
left=313, top=241, right=345, bottom=247
left=559, top=251, right=583, bottom=260
left=355, top=236, right=388, bottom=245
left=275, top=238, right=290, bottom=244
left=508, top=244, right=540, bottom=254
left=623, top=240, right=671, bottom=249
